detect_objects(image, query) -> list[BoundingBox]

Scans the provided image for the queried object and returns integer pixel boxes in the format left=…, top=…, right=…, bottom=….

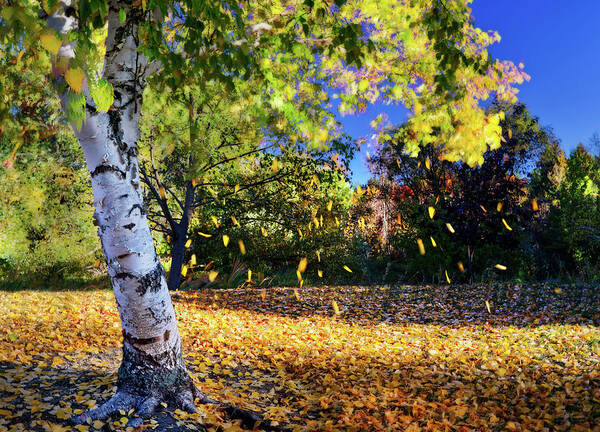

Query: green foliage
left=0, top=134, right=99, bottom=278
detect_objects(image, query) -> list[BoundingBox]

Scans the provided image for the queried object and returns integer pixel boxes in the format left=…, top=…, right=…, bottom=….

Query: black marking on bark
left=117, top=253, right=131, bottom=259
left=123, top=330, right=163, bottom=346
left=123, top=223, right=136, bottom=230
left=115, top=272, right=136, bottom=280
left=136, top=262, right=165, bottom=296
left=91, top=163, right=126, bottom=179
left=127, top=203, right=146, bottom=217
left=118, top=194, right=129, bottom=199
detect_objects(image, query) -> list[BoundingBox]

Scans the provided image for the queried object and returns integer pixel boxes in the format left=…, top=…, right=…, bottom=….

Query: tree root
left=70, top=386, right=283, bottom=431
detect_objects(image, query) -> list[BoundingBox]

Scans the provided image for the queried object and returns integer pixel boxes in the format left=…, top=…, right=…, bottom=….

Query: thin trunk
left=167, top=180, right=194, bottom=291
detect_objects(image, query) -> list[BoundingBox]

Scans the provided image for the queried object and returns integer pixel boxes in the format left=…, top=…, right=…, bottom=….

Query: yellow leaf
left=261, top=226, right=268, bottom=237
left=497, top=202, right=503, bottom=212
left=234, top=184, right=240, bottom=193
left=16, top=50, right=24, bottom=64
left=425, top=157, right=431, bottom=170
left=480, top=204, right=487, bottom=213
left=495, top=264, right=507, bottom=271
left=316, top=250, right=321, bottom=262
left=159, top=186, right=166, bottom=199
left=417, top=238, right=425, bottom=255
left=327, top=200, right=333, bottom=211
left=181, top=265, right=188, bottom=277
left=211, top=215, right=219, bottom=228
left=318, top=269, right=323, bottom=278
left=332, top=300, right=340, bottom=315
left=297, top=228, right=303, bottom=238
left=222, top=235, right=230, bottom=247
left=335, top=217, right=340, bottom=226
left=445, top=270, right=451, bottom=284
left=343, top=265, right=352, bottom=273
left=272, top=158, right=279, bottom=172
left=40, top=32, right=62, bottom=56
left=297, top=257, right=308, bottom=273
left=247, top=269, right=252, bottom=282
left=485, top=300, right=491, bottom=313
left=238, top=239, right=246, bottom=255
left=508, top=128, right=512, bottom=139
left=231, top=216, right=240, bottom=227
left=427, top=206, right=435, bottom=219
left=532, top=198, right=539, bottom=211
left=185, top=239, right=192, bottom=248
left=554, top=287, right=562, bottom=294
left=446, top=223, right=455, bottom=234
left=208, top=270, right=219, bottom=282
left=457, top=261, right=465, bottom=272
left=190, top=254, right=196, bottom=266
left=430, top=236, right=437, bottom=247
left=198, top=232, right=212, bottom=238
left=65, top=67, right=86, bottom=93
left=501, top=218, right=512, bottom=231
left=191, top=178, right=197, bottom=187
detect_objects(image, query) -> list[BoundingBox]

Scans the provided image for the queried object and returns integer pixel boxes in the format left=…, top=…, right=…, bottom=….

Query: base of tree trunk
left=71, top=343, right=281, bottom=430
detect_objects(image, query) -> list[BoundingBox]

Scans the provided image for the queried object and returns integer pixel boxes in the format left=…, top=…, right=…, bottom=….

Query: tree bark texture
left=46, top=0, right=197, bottom=425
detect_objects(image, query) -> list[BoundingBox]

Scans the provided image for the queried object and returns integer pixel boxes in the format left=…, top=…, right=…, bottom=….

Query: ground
left=1, top=283, right=600, bottom=432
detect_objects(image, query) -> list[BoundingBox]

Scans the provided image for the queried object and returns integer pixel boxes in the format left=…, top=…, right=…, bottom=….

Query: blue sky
left=344, top=1, right=600, bottom=185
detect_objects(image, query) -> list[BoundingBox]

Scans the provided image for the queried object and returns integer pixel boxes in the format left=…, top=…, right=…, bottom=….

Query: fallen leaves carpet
left=1, top=283, right=599, bottom=431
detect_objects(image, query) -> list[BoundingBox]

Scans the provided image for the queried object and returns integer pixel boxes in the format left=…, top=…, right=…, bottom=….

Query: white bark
left=46, top=2, right=194, bottom=420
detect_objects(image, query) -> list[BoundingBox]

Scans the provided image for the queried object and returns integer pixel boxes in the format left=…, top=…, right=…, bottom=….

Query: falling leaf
left=298, top=257, right=308, bottom=273
left=318, top=269, right=323, bottom=277
left=181, top=265, right=188, bottom=277
left=190, top=254, right=197, bottom=266
left=208, top=270, right=218, bottom=282
left=446, top=223, right=455, bottom=234
left=198, top=232, right=212, bottom=238
left=185, top=239, right=192, bottom=248
left=211, top=215, right=219, bottom=228
left=532, top=198, right=539, bottom=211
left=417, top=238, right=425, bottom=255
left=247, top=269, right=252, bottom=282
left=332, top=300, right=340, bottom=315
left=425, top=157, right=431, bottom=170
left=445, top=270, right=451, bottom=284
left=261, top=226, right=268, bottom=236
left=65, top=67, right=86, bottom=93
left=231, top=216, right=241, bottom=227
left=327, top=200, right=333, bottom=211
left=316, top=251, right=321, bottom=262
left=457, top=262, right=465, bottom=272
left=343, top=265, right=352, bottom=273
left=430, top=236, right=437, bottom=247
left=554, top=287, right=562, bottom=294
left=40, top=32, right=62, bottom=56
left=222, top=235, right=230, bottom=247
left=502, top=218, right=513, bottom=231
left=480, top=204, right=487, bottom=213
left=497, top=202, right=503, bottom=212
left=238, top=240, right=246, bottom=255
left=234, top=184, right=240, bottom=193
left=428, top=206, right=435, bottom=219
left=297, top=228, right=303, bottom=238
left=485, top=300, right=491, bottom=314
left=508, top=128, right=513, bottom=139
left=495, top=264, right=507, bottom=271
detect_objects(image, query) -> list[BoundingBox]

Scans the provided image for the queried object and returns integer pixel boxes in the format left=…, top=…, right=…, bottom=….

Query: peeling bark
left=45, top=0, right=197, bottom=425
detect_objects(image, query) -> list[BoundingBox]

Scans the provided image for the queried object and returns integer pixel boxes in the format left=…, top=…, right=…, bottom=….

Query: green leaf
left=89, top=79, right=114, bottom=112
left=119, top=9, right=126, bottom=24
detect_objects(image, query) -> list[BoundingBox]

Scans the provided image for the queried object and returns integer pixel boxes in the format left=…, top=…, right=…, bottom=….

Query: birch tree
left=0, top=0, right=528, bottom=427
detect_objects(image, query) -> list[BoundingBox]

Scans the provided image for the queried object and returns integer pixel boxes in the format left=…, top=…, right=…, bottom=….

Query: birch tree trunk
left=46, top=1, right=198, bottom=426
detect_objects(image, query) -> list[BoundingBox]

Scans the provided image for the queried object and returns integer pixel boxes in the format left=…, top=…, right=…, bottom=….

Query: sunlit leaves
left=64, top=68, right=85, bottom=94
left=89, top=79, right=113, bottom=112
left=39, top=32, right=61, bottom=56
